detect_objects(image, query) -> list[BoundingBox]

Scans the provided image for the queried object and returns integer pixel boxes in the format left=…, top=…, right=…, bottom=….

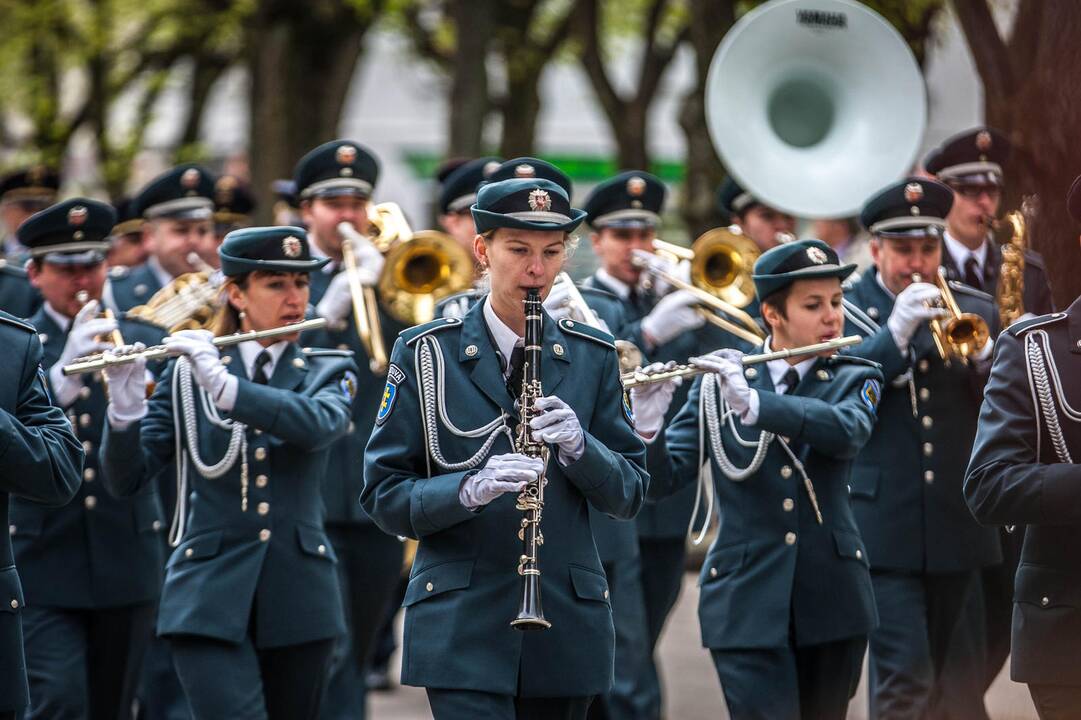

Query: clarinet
left=511, top=288, right=551, bottom=630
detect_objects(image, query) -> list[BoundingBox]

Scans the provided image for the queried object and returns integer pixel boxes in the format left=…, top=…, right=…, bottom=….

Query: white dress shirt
left=743, top=336, right=817, bottom=424
left=943, top=231, right=988, bottom=285
left=482, top=296, right=523, bottom=377
left=237, top=340, right=288, bottom=381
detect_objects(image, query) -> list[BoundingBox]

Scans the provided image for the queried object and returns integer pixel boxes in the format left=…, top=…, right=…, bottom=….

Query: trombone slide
left=338, top=222, right=389, bottom=374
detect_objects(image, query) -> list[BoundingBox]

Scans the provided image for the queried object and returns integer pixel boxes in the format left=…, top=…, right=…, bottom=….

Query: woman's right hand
left=629, top=362, right=682, bottom=439
left=459, top=453, right=545, bottom=509
left=103, top=343, right=148, bottom=426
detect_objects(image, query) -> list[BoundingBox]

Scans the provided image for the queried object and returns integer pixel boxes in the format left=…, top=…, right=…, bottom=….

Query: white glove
left=887, top=282, right=947, bottom=351
left=630, top=250, right=690, bottom=297
left=629, top=362, right=682, bottom=439
left=344, top=231, right=385, bottom=286
left=690, top=349, right=754, bottom=419
left=530, top=395, right=586, bottom=465
left=49, top=300, right=118, bottom=407
left=459, top=453, right=544, bottom=510
left=104, top=343, right=148, bottom=427
left=542, top=284, right=611, bottom=331
left=640, top=289, right=705, bottom=348
left=163, top=329, right=237, bottom=410
left=315, top=270, right=354, bottom=326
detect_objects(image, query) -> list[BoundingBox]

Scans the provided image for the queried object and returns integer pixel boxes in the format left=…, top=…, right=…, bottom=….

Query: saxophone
left=511, top=288, right=551, bottom=630
left=996, top=208, right=1027, bottom=329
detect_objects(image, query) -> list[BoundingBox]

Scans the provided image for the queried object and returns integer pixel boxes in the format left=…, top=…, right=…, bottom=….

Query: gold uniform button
left=603, top=589, right=609, bottom=600
left=924, top=470, right=935, bottom=484
left=152, top=520, right=162, bottom=532
left=257, top=502, right=270, bottom=516
left=816, top=369, right=829, bottom=381
left=184, top=548, right=194, bottom=558
left=918, top=359, right=930, bottom=373
left=348, top=422, right=356, bottom=434
left=921, top=416, right=933, bottom=429
left=1041, top=596, right=1050, bottom=607
left=78, top=386, right=92, bottom=400
left=923, top=443, right=934, bottom=457
left=8, top=525, right=15, bottom=535
left=259, top=529, right=271, bottom=542
left=785, top=532, right=797, bottom=546
left=782, top=498, right=795, bottom=512
left=82, top=440, right=93, bottom=453
left=317, top=544, right=327, bottom=555
left=337, top=344, right=349, bottom=351
left=710, top=567, right=718, bottom=578
left=426, top=582, right=434, bottom=592
left=84, top=496, right=97, bottom=510
left=10, top=599, right=18, bottom=610
left=253, top=428, right=262, bottom=436
left=79, top=413, right=92, bottom=428
left=83, top=468, right=95, bottom=482
left=780, top=465, right=793, bottom=479
left=856, top=549, right=863, bottom=560
left=744, top=367, right=758, bottom=380
left=918, top=387, right=930, bottom=401
left=553, top=343, right=564, bottom=357
left=220, top=355, right=232, bottom=366
left=292, top=357, right=305, bottom=368
left=255, top=475, right=268, bottom=489
left=254, top=447, right=267, bottom=461
left=465, top=344, right=478, bottom=357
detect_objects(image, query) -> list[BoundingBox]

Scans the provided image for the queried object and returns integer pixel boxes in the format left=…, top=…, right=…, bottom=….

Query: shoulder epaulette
left=557, top=318, right=615, bottom=349
left=578, top=285, right=620, bottom=303
left=841, top=270, right=862, bottom=290
left=0, top=311, right=35, bottom=333
left=947, top=280, right=993, bottom=303
left=827, top=354, right=882, bottom=370
left=0, top=258, right=28, bottom=278
left=109, top=265, right=131, bottom=279
left=842, top=299, right=880, bottom=334
left=1006, top=311, right=1067, bottom=337
left=402, top=317, right=462, bottom=345
left=302, top=347, right=355, bottom=358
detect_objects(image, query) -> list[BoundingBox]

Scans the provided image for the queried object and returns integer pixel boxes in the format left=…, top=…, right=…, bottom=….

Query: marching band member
left=105, top=198, right=149, bottom=269
left=631, top=239, right=883, bottom=720
left=203, top=174, right=257, bottom=270
left=362, top=177, right=647, bottom=720
left=437, top=156, right=502, bottom=264
left=717, top=176, right=796, bottom=253
left=842, top=177, right=1000, bottom=719
left=962, top=174, right=1081, bottom=720
left=15, top=199, right=167, bottom=719
left=108, top=164, right=217, bottom=312
left=291, top=139, right=407, bottom=720
left=1, top=167, right=59, bottom=264
left=0, top=259, right=41, bottom=319
left=100, top=226, right=357, bottom=719
left=0, top=314, right=82, bottom=720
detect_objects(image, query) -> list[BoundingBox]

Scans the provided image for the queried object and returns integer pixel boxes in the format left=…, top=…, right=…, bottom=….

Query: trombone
left=550, top=272, right=643, bottom=373
left=913, top=268, right=990, bottom=367
left=621, top=335, right=862, bottom=389
left=338, top=221, right=388, bottom=374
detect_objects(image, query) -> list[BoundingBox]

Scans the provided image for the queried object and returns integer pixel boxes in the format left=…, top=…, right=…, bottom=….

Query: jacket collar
left=222, top=341, right=307, bottom=391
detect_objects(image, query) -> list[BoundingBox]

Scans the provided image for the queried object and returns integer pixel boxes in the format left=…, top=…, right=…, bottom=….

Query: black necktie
left=964, top=256, right=983, bottom=291
left=506, top=345, right=525, bottom=399
left=251, top=350, right=271, bottom=385
left=781, top=368, right=800, bottom=395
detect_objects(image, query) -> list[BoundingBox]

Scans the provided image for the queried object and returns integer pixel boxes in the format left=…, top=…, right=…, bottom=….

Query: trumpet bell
left=378, top=230, right=475, bottom=325
left=705, top=0, right=927, bottom=218
left=943, top=313, right=990, bottom=358
left=690, top=229, right=760, bottom=309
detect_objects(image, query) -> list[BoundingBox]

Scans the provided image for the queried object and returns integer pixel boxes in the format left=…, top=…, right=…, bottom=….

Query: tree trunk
left=447, top=0, right=494, bottom=156
left=498, top=74, right=541, bottom=159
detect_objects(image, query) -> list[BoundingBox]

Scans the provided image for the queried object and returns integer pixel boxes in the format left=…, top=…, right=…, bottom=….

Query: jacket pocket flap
left=168, top=530, right=223, bottom=568
left=1015, top=564, right=1081, bottom=608
left=832, top=529, right=869, bottom=564
left=699, top=542, right=746, bottom=585
left=0, top=566, right=24, bottom=614
left=403, top=560, right=474, bottom=606
left=133, top=492, right=165, bottom=533
left=569, top=565, right=609, bottom=603
left=8, top=504, right=45, bottom=539
left=848, top=468, right=878, bottom=500
left=296, top=525, right=337, bottom=562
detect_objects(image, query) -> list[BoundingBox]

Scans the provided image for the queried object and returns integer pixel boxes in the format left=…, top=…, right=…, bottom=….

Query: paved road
left=370, top=573, right=1038, bottom=719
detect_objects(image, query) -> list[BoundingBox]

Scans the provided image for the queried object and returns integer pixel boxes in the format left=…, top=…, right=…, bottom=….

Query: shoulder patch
left=947, top=280, right=993, bottom=302
left=376, top=363, right=406, bottom=426
left=0, top=311, right=35, bottom=333
left=109, top=265, right=131, bottom=279
left=402, top=317, right=462, bottom=346
left=622, top=388, right=635, bottom=426
left=1006, top=311, right=1067, bottom=337
left=860, top=378, right=881, bottom=412
left=302, top=347, right=355, bottom=358
left=557, top=318, right=615, bottom=349
left=339, top=370, right=358, bottom=401
left=827, top=354, right=882, bottom=370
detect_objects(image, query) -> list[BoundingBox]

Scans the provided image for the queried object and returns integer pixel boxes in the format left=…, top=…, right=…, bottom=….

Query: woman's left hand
left=530, top=395, right=585, bottom=465
left=164, top=330, right=236, bottom=407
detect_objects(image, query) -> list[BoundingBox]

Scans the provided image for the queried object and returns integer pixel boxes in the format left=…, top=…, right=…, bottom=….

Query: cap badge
left=67, top=205, right=88, bottom=226
left=336, top=145, right=358, bottom=165
left=483, top=160, right=501, bottom=177
left=515, top=164, right=536, bottom=178
left=627, top=176, right=646, bottom=197
left=181, top=168, right=201, bottom=190
left=282, top=236, right=303, bottom=258
left=976, top=130, right=993, bottom=152
left=528, top=189, right=552, bottom=212
left=806, top=246, right=828, bottom=265
left=904, top=182, right=924, bottom=204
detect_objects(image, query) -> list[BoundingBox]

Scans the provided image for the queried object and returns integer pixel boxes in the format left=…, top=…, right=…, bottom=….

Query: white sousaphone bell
left=706, top=0, right=927, bottom=219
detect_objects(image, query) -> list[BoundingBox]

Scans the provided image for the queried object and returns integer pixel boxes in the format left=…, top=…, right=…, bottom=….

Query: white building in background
left=95, top=4, right=989, bottom=230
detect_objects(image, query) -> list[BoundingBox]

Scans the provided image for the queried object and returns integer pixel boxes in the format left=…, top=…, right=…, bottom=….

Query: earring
left=238, top=310, right=247, bottom=320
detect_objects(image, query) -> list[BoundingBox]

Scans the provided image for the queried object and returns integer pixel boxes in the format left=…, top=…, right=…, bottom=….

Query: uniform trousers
left=320, top=522, right=403, bottom=720
left=22, top=601, right=154, bottom=720
left=636, top=536, right=687, bottom=717
left=711, top=635, right=866, bottom=720
left=426, top=688, right=594, bottom=720
left=867, top=569, right=975, bottom=720
left=1029, top=684, right=1081, bottom=720
left=170, top=634, right=334, bottom=720
left=588, top=555, right=652, bottom=720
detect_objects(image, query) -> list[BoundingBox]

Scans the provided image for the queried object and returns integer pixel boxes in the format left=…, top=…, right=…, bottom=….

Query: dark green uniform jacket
left=361, top=301, right=649, bottom=697
left=11, top=309, right=166, bottom=608
left=0, top=261, right=41, bottom=318
left=0, top=313, right=83, bottom=711
left=101, top=343, right=356, bottom=648
left=107, top=263, right=163, bottom=312
left=843, top=268, right=1001, bottom=573
left=965, top=301, right=1081, bottom=685
left=650, top=349, right=882, bottom=649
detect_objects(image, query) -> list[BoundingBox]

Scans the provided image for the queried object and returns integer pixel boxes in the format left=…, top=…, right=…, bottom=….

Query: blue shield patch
left=340, top=371, right=358, bottom=402
left=376, top=363, right=406, bottom=426
left=860, top=378, right=881, bottom=412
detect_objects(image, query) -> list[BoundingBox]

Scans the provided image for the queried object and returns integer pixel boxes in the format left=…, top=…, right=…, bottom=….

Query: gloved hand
left=629, top=362, right=683, bottom=439
left=163, top=329, right=237, bottom=409
left=887, top=282, right=947, bottom=351
left=315, top=270, right=353, bottom=326
left=690, top=349, right=754, bottom=418
left=104, top=343, right=148, bottom=427
left=630, top=249, right=690, bottom=297
left=640, top=289, right=705, bottom=348
left=530, top=395, right=585, bottom=465
left=49, top=300, right=119, bottom=407
left=344, top=229, right=385, bottom=286
left=459, top=453, right=545, bottom=510
left=542, top=283, right=611, bottom=331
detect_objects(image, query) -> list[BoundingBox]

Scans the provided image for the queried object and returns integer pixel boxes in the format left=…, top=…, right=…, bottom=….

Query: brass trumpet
left=62, top=318, right=327, bottom=376
left=914, top=268, right=990, bottom=366
left=621, top=335, right=862, bottom=389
